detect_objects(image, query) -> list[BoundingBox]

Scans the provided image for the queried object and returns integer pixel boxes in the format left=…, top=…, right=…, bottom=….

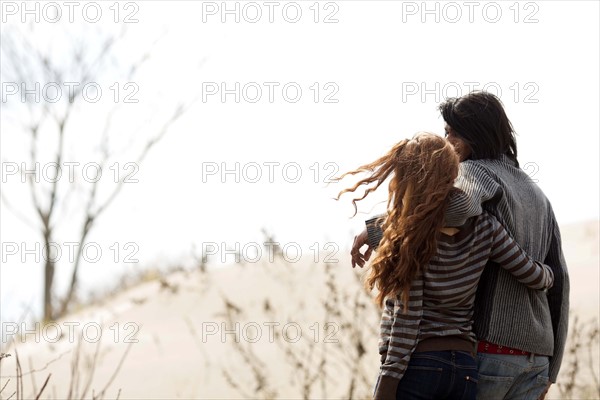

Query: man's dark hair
left=439, top=91, right=519, bottom=167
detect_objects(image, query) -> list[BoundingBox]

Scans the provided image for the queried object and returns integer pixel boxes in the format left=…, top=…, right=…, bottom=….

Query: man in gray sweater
left=354, top=92, right=569, bottom=400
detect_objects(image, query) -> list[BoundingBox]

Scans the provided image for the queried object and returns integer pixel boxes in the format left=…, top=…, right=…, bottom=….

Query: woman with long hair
left=336, top=132, right=554, bottom=400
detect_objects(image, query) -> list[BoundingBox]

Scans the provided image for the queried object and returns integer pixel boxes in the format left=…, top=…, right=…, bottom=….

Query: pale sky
left=1, top=1, right=599, bottom=323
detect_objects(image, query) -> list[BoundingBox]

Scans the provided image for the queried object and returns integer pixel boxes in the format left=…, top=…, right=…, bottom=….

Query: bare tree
left=1, top=23, right=199, bottom=321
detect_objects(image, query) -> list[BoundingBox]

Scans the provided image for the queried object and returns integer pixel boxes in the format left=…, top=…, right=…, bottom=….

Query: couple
left=337, top=92, right=569, bottom=400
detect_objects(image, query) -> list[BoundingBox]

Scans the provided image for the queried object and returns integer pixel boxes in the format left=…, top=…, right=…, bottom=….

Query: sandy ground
left=0, top=220, right=597, bottom=399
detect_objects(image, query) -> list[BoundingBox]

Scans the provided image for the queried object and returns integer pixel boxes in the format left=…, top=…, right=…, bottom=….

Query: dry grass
left=0, top=333, right=131, bottom=400
left=210, top=231, right=381, bottom=399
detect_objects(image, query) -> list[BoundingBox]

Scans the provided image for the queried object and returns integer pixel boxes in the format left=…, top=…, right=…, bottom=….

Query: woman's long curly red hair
left=336, top=133, right=460, bottom=309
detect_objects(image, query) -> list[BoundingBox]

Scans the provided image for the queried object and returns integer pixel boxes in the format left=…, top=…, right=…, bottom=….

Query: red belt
left=477, top=341, right=531, bottom=356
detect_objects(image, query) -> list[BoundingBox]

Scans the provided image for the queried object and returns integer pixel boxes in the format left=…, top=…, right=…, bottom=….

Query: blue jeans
left=476, top=353, right=550, bottom=400
left=394, top=351, right=478, bottom=400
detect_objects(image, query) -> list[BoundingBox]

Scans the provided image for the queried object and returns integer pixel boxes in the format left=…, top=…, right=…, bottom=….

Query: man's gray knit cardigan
left=366, top=155, right=569, bottom=382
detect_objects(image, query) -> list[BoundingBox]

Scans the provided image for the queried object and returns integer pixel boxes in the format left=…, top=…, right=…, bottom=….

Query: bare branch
left=0, top=190, right=38, bottom=231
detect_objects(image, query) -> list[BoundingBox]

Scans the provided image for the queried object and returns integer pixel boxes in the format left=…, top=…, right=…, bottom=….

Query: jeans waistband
left=415, top=336, right=476, bottom=356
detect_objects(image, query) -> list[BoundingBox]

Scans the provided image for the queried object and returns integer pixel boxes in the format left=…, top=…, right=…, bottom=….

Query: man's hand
left=351, top=228, right=373, bottom=268
left=537, top=382, right=552, bottom=400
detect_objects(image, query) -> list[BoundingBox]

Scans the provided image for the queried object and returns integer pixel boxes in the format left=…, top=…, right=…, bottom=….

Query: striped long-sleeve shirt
left=377, top=212, right=554, bottom=386
left=368, top=155, right=569, bottom=383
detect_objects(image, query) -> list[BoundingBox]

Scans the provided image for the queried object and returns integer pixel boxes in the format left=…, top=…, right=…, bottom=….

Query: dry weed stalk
left=262, top=292, right=331, bottom=400
left=557, top=314, right=600, bottom=399
left=218, top=296, right=277, bottom=400
left=323, top=261, right=380, bottom=400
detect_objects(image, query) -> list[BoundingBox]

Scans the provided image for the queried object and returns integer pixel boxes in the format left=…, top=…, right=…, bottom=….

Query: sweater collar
left=498, top=154, right=518, bottom=167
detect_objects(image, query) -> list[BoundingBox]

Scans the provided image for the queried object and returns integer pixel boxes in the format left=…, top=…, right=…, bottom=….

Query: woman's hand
left=351, top=228, right=373, bottom=268
left=373, top=375, right=399, bottom=400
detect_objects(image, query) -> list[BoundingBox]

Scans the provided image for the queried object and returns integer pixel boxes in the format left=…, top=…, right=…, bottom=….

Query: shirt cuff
left=366, top=215, right=385, bottom=250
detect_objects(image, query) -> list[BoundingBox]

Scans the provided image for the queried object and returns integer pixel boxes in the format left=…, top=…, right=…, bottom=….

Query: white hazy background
left=1, top=1, right=599, bottom=323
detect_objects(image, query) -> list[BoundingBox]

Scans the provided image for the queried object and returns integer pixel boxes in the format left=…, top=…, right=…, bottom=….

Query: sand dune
left=0, top=220, right=597, bottom=399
